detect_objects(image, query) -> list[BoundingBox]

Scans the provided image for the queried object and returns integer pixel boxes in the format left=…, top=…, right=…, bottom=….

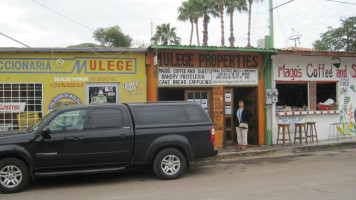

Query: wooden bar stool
left=277, top=123, right=292, bottom=146
left=294, top=123, right=307, bottom=145
left=306, top=122, right=318, bottom=143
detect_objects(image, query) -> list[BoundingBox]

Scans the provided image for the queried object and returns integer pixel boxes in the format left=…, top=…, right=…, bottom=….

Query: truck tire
left=0, top=158, right=30, bottom=193
left=153, top=148, right=186, bottom=180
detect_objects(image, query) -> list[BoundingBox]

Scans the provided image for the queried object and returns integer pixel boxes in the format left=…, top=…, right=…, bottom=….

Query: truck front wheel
left=153, top=148, right=186, bottom=180
left=0, top=158, right=30, bottom=193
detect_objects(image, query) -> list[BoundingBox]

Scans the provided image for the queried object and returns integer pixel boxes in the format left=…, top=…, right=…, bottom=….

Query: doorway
left=224, top=87, right=259, bottom=146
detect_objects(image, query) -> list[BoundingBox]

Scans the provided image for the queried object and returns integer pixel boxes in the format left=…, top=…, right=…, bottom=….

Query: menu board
left=158, top=67, right=258, bottom=86
left=212, top=68, right=258, bottom=85
left=158, top=67, right=211, bottom=86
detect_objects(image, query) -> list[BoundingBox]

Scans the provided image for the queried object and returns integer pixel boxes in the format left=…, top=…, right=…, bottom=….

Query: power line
left=325, top=0, right=356, bottom=5
left=276, top=9, right=290, bottom=47
left=0, top=32, right=31, bottom=48
left=30, top=0, right=95, bottom=31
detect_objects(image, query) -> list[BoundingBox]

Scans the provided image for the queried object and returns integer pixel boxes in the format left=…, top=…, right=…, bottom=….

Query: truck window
left=134, top=105, right=207, bottom=125
left=49, top=110, right=86, bottom=132
left=90, top=108, right=124, bottom=129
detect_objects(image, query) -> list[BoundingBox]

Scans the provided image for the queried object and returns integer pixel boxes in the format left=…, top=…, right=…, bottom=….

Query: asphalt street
left=1, top=147, right=356, bottom=200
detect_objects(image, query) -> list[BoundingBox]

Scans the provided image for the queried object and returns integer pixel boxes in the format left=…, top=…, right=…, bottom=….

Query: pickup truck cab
left=0, top=102, right=217, bottom=193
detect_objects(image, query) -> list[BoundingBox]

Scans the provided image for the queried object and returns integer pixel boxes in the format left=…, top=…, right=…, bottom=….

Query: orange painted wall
left=146, top=49, right=266, bottom=147
left=257, top=67, right=266, bottom=145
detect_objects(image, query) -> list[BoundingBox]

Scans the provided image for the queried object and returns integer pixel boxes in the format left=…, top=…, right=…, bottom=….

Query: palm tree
left=201, top=0, right=220, bottom=46
left=214, top=0, right=226, bottom=47
left=246, top=0, right=264, bottom=47
left=226, top=0, right=247, bottom=47
left=177, top=0, right=202, bottom=46
left=151, top=23, right=181, bottom=45
left=190, top=0, right=203, bottom=46
left=178, top=1, right=194, bottom=45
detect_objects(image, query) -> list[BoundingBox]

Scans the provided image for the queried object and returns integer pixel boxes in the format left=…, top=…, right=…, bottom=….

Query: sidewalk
left=215, top=136, right=356, bottom=160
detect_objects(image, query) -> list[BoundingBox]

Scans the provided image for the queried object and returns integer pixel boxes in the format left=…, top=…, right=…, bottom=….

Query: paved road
left=2, top=147, right=356, bottom=200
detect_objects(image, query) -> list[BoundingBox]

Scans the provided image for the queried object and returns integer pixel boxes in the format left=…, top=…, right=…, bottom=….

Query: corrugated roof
left=149, top=45, right=278, bottom=53
left=280, top=47, right=315, bottom=51
left=278, top=49, right=356, bottom=57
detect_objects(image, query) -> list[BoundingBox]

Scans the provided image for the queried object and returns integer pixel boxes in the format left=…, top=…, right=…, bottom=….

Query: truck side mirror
left=41, top=126, right=51, bottom=139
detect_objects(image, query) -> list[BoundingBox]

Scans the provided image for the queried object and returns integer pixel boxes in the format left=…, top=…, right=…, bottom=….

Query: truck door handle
left=75, top=137, right=84, bottom=140
left=119, top=134, right=128, bottom=138
left=67, top=136, right=84, bottom=140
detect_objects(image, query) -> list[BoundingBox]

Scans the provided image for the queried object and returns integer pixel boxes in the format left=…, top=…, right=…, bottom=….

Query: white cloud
left=0, top=0, right=355, bottom=48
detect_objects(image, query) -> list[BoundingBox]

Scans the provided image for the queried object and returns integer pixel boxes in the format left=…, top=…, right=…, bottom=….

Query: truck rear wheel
left=0, top=158, right=30, bottom=193
left=153, top=148, right=186, bottom=180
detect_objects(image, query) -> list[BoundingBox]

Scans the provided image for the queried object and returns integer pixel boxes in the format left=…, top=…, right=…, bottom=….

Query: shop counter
left=273, top=110, right=342, bottom=144
left=276, top=110, right=342, bottom=116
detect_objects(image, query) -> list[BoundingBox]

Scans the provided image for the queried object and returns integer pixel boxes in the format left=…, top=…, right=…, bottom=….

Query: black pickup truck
left=0, top=102, right=217, bottom=193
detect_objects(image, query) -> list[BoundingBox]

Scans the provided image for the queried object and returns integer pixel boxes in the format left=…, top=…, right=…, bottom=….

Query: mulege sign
left=158, top=67, right=258, bottom=86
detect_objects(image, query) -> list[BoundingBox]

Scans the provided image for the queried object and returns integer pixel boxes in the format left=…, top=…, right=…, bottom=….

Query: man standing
left=233, top=100, right=249, bottom=150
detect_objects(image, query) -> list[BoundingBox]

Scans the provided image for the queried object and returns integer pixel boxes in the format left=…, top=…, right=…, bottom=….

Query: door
left=33, top=109, right=87, bottom=170
left=86, top=106, right=134, bottom=165
left=233, top=87, right=259, bottom=145
left=185, top=89, right=212, bottom=116
left=86, top=83, right=119, bottom=104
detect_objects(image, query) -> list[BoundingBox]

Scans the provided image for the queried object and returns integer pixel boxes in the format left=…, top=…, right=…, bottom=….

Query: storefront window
left=317, top=82, right=337, bottom=104
left=86, top=83, right=119, bottom=104
left=0, top=83, right=43, bottom=131
left=276, top=82, right=338, bottom=112
left=276, top=83, right=308, bottom=112
left=317, top=82, right=337, bottom=110
left=158, top=88, right=185, bottom=101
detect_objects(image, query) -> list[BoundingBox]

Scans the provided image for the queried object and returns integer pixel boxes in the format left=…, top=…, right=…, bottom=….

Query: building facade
left=0, top=48, right=147, bottom=131
left=271, top=50, right=356, bottom=142
left=147, top=45, right=276, bottom=148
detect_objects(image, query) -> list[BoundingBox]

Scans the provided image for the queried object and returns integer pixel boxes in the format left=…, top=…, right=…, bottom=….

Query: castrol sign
left=0, top=102, right=26, bottom=112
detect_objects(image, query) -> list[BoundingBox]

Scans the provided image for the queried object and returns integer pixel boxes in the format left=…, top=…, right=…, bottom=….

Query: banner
left=158, top=67, right=258, bottom=86
left=17, top=112, right=40, bottom=130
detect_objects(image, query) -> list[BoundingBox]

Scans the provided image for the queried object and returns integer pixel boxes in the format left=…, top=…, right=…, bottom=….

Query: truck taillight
left=210, top=127, right=215, bottom=144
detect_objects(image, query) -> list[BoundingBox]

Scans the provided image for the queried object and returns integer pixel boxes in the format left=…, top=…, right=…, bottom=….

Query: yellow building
left=0, top=48, right=147, bottom=131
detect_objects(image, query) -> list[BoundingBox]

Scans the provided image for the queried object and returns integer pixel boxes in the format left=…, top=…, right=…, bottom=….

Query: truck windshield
left=32, top=111, right=57, bottom=131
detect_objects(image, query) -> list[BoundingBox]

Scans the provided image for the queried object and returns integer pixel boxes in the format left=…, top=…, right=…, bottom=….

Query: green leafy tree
left=313, top=16, right=356, bottom=52
left=226, top=0, right=248, bottom=47
left=93, top=26, right=132, bottom=47
left=151, top=23, right=181, bottom=45
left=246, top=0, right=264, bottom=47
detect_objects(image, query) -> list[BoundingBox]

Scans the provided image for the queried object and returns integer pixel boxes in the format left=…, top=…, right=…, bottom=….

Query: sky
left=0, top=0, right=355, bottom=49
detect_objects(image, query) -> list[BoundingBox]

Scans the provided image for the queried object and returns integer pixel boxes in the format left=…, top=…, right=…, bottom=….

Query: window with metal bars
left=0, top=83, right=43, bottom=132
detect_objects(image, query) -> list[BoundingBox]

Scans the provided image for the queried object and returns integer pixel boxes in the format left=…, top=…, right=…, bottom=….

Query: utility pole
left=265, top=0, right=294, bottom=146
left=269, top=0, right=274, bottom=48
left=150, top=19, right=154, bottom=44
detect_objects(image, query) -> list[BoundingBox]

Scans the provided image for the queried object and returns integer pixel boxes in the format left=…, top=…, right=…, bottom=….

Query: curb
left=214, top=141, right=356, bottom=160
